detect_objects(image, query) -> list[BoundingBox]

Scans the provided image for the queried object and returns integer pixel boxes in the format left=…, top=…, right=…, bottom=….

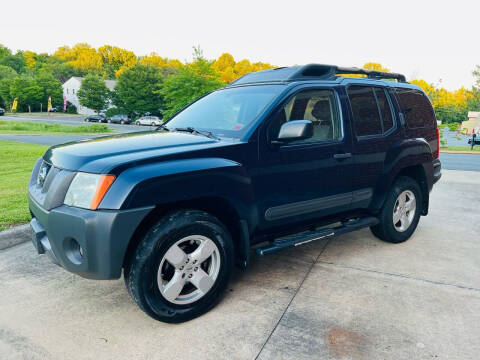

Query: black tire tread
left=124, top=209, right=233, bottom=323
left=370, top=176, right=422, bottom=243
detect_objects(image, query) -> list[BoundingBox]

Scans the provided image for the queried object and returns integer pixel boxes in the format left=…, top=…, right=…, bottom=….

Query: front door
left=253, top=87, right=354, bottom=230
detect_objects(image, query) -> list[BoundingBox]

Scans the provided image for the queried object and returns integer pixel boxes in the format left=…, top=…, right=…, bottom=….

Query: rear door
left=347, top=85, right=400, bottom=209
left=254, top=86, right=354, bottom=230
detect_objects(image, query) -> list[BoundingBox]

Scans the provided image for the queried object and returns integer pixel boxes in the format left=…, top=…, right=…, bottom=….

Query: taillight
left=434, top=127, right=440, bottom=159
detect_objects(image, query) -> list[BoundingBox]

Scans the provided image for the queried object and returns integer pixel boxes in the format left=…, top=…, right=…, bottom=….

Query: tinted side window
left=395, top=88, right=435, bottom=128
left=375, top=88, right=394, bottom=132
left=347, top=86, right=382, bottom=136
left=268, top=89, right=342, bottom=143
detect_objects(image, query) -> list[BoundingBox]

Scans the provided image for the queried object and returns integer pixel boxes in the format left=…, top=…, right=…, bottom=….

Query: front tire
left=370, top=176, right=422, bottom=243
left=124, top=210, right=234, bottom=323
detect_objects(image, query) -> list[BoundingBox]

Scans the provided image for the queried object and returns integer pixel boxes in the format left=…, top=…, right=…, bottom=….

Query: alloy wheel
left=157, top=235, right=221, bottom=305
left=393, top=190, right=416, bottom=232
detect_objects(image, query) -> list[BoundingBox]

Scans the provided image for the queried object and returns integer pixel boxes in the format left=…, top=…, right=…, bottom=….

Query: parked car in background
left=0, top=107, right=5, bottom=116
left=108, top=114, right=131, bottom=124
left=84, top=115, right=106, bottom=123
left=135, top=116, right=163, bottom=126
left=468, top=133, right=480, bottom=148
left=50, top=106, right=64, bottom=113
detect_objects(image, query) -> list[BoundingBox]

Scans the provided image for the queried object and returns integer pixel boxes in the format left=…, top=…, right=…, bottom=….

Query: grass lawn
left=5, top=112, right=84, bottom=118
left=0, top=140, right=48, bottom=231
left=0, top=120, right=112, bottom=135
left=440, top=146, right=480, bottom=153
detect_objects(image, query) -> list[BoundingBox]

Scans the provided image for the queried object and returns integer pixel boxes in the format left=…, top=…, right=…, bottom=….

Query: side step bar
left=255, top=216, right=379, bottom=256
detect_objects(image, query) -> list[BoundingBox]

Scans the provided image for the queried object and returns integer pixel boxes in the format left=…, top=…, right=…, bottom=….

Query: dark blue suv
left=28, top=64, right=441, bottom=322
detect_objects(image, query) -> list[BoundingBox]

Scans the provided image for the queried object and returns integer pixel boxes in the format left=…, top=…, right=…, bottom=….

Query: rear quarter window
left=395, top=88, right=436, bottom=128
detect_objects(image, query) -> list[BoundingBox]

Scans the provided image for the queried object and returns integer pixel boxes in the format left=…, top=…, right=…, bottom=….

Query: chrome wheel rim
left=157, top=235, right=220, bottom=305
left=393, top=190, right=416, bottom=232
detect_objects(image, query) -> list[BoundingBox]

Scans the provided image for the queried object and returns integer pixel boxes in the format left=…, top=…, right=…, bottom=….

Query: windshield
left=165, top=85, right=285, bottom=138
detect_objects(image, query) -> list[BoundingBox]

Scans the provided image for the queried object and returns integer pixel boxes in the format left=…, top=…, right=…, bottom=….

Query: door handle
left=333, top=153, right=352, bottom=160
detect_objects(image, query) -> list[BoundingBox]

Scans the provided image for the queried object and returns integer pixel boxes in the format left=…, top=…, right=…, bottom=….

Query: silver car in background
left=135, top=116, right=163, bottom=126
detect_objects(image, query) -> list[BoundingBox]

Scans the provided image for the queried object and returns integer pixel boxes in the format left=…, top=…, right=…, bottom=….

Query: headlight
left=64, top=173, right=115, bottom=210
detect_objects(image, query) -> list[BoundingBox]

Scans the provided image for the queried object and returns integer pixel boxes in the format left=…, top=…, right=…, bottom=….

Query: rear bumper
left=432, top=158, right=442, bottom=186
left=29, top=195, right=153, bottom=280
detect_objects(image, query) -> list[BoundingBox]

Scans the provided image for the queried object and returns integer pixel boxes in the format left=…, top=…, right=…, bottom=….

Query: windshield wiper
left=174, top=127, right=219, bottom=140
left=154, top=123, right=170, bottom=131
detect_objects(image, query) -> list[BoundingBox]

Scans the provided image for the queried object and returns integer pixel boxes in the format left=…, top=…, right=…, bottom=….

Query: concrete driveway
left=1, top=170, right=479, bottom=360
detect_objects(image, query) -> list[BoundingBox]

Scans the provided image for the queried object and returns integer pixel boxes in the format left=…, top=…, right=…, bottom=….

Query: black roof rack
left=231, top=64, right=406, bottom=85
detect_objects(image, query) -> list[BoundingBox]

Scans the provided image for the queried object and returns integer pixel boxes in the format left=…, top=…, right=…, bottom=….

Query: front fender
left=370, top=138, right=434, bottom=212
left=99, top=158, right=256, bottom=220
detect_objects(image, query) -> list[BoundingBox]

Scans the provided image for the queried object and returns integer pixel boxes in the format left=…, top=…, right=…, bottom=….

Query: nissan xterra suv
left=28, top=64, right=442, bottom=323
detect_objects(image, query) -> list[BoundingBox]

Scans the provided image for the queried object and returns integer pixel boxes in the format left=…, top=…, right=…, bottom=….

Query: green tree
left=0, top=79, right=14, bottom=108
left=50, top=62, right=80, bottom=83
left=0, top=44, right=11, bottom=60
left=0, top=53, right=26, bottom=74
left=0, top=65, right=17, bottom=81
left=9, top=75, right=43, bottom=112
left=77, top=74, right=110, bottom=113
left=114, top=64, right=164, bottom=115
left=35, top=73, right=63, bottom=110
left=467, top=88, right=480, bottom=112
left=0, top=65, right=17, bottom=108
left=160, top=47, right=222, bottom=119
left=473, top=65, right=480, bottom=88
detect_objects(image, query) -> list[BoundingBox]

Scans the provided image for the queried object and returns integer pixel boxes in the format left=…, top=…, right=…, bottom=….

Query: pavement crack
left=254, top=239, right=332, bottom=360
left=317, top=260, right=480, bottom=293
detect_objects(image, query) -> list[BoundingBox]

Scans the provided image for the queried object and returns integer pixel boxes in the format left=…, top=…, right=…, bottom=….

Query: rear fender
left=370, top=138, right=433, bottom=213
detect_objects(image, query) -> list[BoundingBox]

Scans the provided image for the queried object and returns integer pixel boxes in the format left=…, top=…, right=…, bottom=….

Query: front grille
left=29, top=158, right=76, bottom=211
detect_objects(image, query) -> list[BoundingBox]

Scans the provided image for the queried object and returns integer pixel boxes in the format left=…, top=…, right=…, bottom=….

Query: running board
left=255, top=216, right=379, bottom=256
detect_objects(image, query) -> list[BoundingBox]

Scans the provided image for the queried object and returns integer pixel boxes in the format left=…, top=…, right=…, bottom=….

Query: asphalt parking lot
left=1, top=170, right=479, bottom=360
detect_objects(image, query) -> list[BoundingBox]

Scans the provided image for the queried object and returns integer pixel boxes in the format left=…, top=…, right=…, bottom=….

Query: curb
left=440, top=150, right=480, bottom=155
left=0, top=224, right=31, bottom=250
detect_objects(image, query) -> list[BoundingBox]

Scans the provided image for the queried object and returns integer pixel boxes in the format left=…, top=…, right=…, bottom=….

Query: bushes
left=65, top=104, right=77, bottom=114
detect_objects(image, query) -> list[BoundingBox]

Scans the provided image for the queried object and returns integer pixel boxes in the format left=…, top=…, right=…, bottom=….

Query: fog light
left=64, top=238, right=84, bottom=265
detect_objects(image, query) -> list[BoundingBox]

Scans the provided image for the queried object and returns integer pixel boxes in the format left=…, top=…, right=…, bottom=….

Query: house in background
left=62, top=77, right=116, bottom=115
left=462, top=111, right=480, bottom=134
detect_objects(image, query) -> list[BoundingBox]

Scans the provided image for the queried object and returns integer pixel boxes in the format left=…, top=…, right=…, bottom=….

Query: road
left=1, top=169, right=479, bottom=360
left=0, top=134, right=103, bottom=145
left=440, top=153, right=480, bottom=172
left=0, top=114, right=147, bottom=133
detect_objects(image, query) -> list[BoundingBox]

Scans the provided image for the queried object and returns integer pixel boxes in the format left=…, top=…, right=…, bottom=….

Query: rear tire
left=370, top=176, right=422, bottom=243
left=124, top=209, right=234, bottom=323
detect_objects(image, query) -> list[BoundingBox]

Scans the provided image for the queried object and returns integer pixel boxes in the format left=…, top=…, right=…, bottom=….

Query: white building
left=62, top=77, right=117, bottom=115
left=462, top=111, right=480, bottom=134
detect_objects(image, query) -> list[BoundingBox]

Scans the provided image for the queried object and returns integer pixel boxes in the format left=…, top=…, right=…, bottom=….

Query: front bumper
left=29, top=195, right=153, bottom=280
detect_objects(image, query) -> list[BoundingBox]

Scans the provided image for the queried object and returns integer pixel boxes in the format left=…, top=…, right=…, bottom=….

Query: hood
left=43, top=131, right=225, bottom=173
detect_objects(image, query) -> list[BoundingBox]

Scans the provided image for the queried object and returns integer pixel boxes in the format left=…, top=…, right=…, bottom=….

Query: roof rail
left=335, top=66, right=406, bottom=82
left=230, top=64, right=407, bottom=85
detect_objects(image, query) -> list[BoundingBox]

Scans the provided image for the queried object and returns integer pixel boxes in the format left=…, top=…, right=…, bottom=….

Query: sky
left=0, top=0, right=478, bottom=90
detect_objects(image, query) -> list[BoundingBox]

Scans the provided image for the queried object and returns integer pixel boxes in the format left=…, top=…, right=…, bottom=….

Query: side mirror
left=272, top=120, right=313, bottom=144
